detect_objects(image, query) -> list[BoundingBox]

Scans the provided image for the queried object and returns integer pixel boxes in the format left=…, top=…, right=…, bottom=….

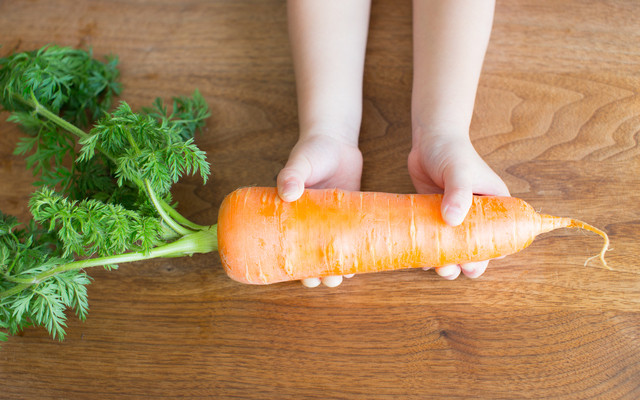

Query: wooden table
left=1, top=1, right=639, bottom=398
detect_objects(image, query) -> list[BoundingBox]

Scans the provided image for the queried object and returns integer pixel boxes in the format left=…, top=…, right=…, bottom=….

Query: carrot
left=217, top=187, right=609, bottom=284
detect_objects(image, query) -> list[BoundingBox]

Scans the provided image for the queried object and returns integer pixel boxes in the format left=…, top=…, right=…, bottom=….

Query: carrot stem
left=0, top=225, right=218, bottom=299
left=144, top=180, right=192, bottom=236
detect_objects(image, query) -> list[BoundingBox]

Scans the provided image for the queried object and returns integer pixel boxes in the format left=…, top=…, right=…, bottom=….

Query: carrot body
left=217, top=187, right=608, bottom=284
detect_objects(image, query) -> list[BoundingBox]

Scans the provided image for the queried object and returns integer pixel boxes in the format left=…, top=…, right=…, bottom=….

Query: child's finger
left=435, top=264, right=461, bottom=280
left=441, top=167, right=473, bottom=227
left=301, top=277, right=321, bottom=288
left=276, top=155, right=312, bottom=202
left=460, top=260, right=489, bottom=279
left=321, top=275, right=343, bottom=287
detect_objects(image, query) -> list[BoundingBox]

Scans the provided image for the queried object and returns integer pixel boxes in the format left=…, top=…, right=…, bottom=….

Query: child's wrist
left=411, top=120, right=470, bottom=149
left=299, top=120, right=361, bottom=147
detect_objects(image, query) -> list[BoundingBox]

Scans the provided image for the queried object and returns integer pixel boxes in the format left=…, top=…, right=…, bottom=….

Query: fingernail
left=462, top=261, right=488, bottom=279
left=301, top=278, right=321, bottom=288
left=443, top=204, right=465, bottom=226
left=464, top=267, right=483, bottom=279
left=322, top=275, right=343, bottom=287
left=436, top=264, right=460, bottom=280
left=281, top=181, right=300, bottom=202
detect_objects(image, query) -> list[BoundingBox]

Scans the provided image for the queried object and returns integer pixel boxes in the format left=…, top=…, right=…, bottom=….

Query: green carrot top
left=0, top=45, right=214, bottom=342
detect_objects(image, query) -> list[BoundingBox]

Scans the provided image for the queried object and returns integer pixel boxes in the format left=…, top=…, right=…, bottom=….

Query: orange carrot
left=217, top=187, right=609, bottom=284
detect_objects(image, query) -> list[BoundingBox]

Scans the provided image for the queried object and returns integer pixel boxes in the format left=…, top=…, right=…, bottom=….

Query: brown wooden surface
left=1, top=0, right=639, bottom=399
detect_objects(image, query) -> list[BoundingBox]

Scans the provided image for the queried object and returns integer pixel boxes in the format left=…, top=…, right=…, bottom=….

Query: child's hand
left=277, top=134, right=362, bottom=202
left=276, top=133, right=362, bottom=288
left=408, top=130, right=510, bottom=280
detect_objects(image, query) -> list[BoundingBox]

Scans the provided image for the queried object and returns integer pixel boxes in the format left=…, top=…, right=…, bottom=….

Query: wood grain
left=1, top=0, right=639, bottom=399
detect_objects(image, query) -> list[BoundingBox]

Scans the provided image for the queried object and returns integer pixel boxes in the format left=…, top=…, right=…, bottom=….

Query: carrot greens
left=0, top=45, right=216, bottom=342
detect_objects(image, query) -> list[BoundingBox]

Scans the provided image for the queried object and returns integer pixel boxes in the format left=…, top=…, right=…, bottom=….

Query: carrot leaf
left=0, top=45, right=215, bottom=343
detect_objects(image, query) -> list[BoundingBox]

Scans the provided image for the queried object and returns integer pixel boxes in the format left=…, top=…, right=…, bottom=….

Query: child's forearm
left=411, top=0, right=495, bottom=143
left=287, top=0, right=371, bottom=145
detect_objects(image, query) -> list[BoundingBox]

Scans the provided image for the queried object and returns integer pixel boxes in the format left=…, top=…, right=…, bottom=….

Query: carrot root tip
left=570, top=219, right=610, bottom=270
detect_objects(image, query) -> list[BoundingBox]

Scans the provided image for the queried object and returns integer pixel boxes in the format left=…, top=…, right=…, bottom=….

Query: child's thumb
left=441, top=168, right=473, bottom=227
left=276, top=156, right=312, bottom=202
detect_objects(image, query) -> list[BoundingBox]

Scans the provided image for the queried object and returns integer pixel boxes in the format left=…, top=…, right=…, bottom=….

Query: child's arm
left=277, top=0, right=370, bottom=203
left=278, top=0, right=371, bottom=287
left=410, top=0, right=509, bottom=279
